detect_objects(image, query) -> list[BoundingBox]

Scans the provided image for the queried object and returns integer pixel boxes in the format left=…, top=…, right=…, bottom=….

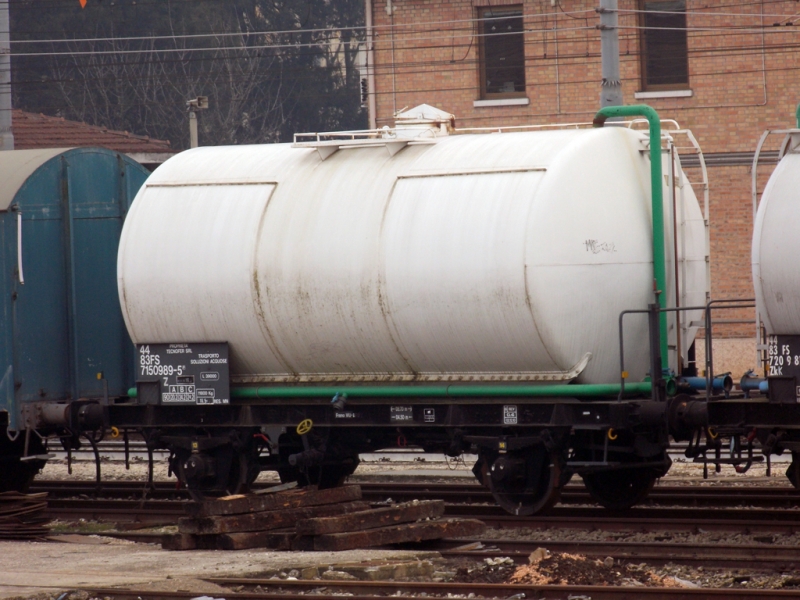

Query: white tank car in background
left=117, top=122, right=708, bottom=387
left=752, top=129, right=800, bottom=410
left=753, top=142, right=800, bottom=337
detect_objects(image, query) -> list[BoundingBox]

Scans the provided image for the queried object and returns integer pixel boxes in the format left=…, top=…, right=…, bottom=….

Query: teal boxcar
left=0, top=147, right=150, bottom=490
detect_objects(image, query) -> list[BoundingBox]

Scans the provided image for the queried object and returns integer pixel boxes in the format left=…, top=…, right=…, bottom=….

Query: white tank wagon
left=113, top=106, right=713, bottom=514
left=118, top=126, right=707, bottom=387
left=749, top=116, right=800, bottom=488
left=753, top=144, right=800, bottom=339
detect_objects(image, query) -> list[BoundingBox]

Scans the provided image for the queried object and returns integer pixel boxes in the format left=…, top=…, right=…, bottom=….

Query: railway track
left=100, top=531, right=800, bottom=572
left=80, top=578, right=800, bottom=600
left=42, top=499, right=800, bottom=535
left=35, top=479, right=800, bottom=530
left=434, top=538, right=800, bottom=571
left=32, top=479, right=800, bottom=508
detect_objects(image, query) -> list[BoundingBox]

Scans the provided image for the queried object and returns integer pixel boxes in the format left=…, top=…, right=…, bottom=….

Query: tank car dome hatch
left=753, top=138, right=800, bottom=335
left=0, top=147, right=151, bottom=431
left=118, top=126, right=708, bottom=386
left=393, top=104, right=455, bottom=138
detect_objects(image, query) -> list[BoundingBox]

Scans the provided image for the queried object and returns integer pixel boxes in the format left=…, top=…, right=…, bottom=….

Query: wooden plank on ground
left=290, top=535, right=316, bottom=551
left=312, top=518, right=486, bottom=552
left=296, top=500, right=444, bottom=536
left=253, top=481, right=298, bottom=496
left=162, top=534, right=195, bottom=551
left=185, top=484, right=362, bottom=517
left=166, top=526, right=309, bottom=551
left=162, top=533, right=220, bottom=551
left=179, top=500, right=371, bottom=535
left=214, top=528, right=298, bottom=551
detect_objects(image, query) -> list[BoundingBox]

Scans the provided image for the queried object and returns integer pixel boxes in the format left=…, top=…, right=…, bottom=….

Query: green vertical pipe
left=593, top=105, right=668, bottom=371
left=796, top=103, right=800, bottom=128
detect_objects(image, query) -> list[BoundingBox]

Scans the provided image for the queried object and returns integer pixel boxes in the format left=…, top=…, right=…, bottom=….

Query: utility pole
left=186, top=96, right=209, bottom=149
left=598, top=0, right=623, bottom=108
left=0, top=1, right=14, bottom=150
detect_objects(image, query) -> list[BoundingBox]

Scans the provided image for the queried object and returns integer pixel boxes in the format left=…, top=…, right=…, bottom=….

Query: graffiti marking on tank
left=584, top=239, right=617, bottom=254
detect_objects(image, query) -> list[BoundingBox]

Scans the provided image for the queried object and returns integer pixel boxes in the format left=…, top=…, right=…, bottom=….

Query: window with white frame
left=478, top=7, right=526, bottom=98
left=639, top=0, right=689, bottom=90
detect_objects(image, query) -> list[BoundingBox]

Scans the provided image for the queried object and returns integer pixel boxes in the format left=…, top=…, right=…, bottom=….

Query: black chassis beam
left=707, top=398, right=800, bottom=431
left=107, top=396, right=661, bottom=432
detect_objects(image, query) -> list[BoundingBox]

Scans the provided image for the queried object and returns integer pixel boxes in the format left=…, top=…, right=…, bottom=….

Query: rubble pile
left=507, top=548, right=684, bottom=587
left=453, top=548, right=690, bottom=588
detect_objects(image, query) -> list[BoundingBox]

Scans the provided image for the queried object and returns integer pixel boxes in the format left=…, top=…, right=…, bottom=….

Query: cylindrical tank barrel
left=753, top=150, right=800, bottom=335
left=117, top=127, right=707, bottom=385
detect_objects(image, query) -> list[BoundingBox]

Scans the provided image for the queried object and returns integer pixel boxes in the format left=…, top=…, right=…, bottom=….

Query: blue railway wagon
left=0, top=147, right=150, bottom=490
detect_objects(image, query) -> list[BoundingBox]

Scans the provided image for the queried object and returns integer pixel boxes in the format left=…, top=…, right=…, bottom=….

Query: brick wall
left=369, top=0, right=800, bottom=343
left=370, top=1, right=799, bottom=141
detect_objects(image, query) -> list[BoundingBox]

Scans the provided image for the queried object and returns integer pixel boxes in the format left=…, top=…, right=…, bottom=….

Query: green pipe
left=796, top=102, right=800, bottom=128
left=593, top=105, right=669, bottom=371
left=128, top=382, right=652, bottom=400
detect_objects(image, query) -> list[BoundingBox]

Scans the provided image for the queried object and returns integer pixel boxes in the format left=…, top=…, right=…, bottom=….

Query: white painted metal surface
left=753, top=146, right=800, bottom=334
left=0, top=148, right=71, bottom=211
left=118, top=126, right=707, bottom=384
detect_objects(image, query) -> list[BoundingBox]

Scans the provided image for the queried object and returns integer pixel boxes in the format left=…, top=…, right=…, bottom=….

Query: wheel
left=787, top=452, right=800, bottom=489
left=579, top=447, right=670, bottom=510
left=575, top=433, right=670, bottom=510
left=278, top=456, right=360, bottom=489
left=276, top=431, right=359, bottom=489
left=481, top=445, right=563, bottom=516
left=581, top=467, right=657, bottom=510
left=178, top=448, right=255, bottom=502
left=0, top=425, right=47, bottom=493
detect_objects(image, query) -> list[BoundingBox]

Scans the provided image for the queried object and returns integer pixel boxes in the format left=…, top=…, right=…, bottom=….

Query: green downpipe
left=127, top=382, right=652, bottom=399
left=796, top=103, right=800, bottom=128
left=593, top=105, right=669, bottom=372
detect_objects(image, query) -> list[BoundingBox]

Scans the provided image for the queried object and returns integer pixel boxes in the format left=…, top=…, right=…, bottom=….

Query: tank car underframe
left=703, top=398, right=800, bottom=488
left=99, top=396, right=671, bottom=512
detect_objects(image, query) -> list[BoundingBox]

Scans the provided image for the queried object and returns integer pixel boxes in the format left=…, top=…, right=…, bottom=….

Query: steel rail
left=435, top=538, right=800, bottom=571
left=32, top=479, right=800, bottom=506
left=80, top=581, right=800, bottom=600
left=452, top=503, right=800, bottom=522
left=474, top=513, right=800, bottom=533
left=209, top=577, right=800, bottom=599
left=43, top=497, right=800, bottom=533
left=39, top=486, right=800, bottom=508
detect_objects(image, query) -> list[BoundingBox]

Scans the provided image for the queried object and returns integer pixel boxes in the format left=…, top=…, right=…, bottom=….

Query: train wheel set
left=3, top=104, right=800, bottom=516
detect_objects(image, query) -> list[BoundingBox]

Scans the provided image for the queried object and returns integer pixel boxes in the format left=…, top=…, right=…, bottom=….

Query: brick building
left=364, top=0, right=800, bottom=373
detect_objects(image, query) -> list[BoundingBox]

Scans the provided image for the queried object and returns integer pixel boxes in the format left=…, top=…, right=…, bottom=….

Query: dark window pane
left=643, top=1, right=688, bottom=87
left=481, top=9, right=525, bottom=96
